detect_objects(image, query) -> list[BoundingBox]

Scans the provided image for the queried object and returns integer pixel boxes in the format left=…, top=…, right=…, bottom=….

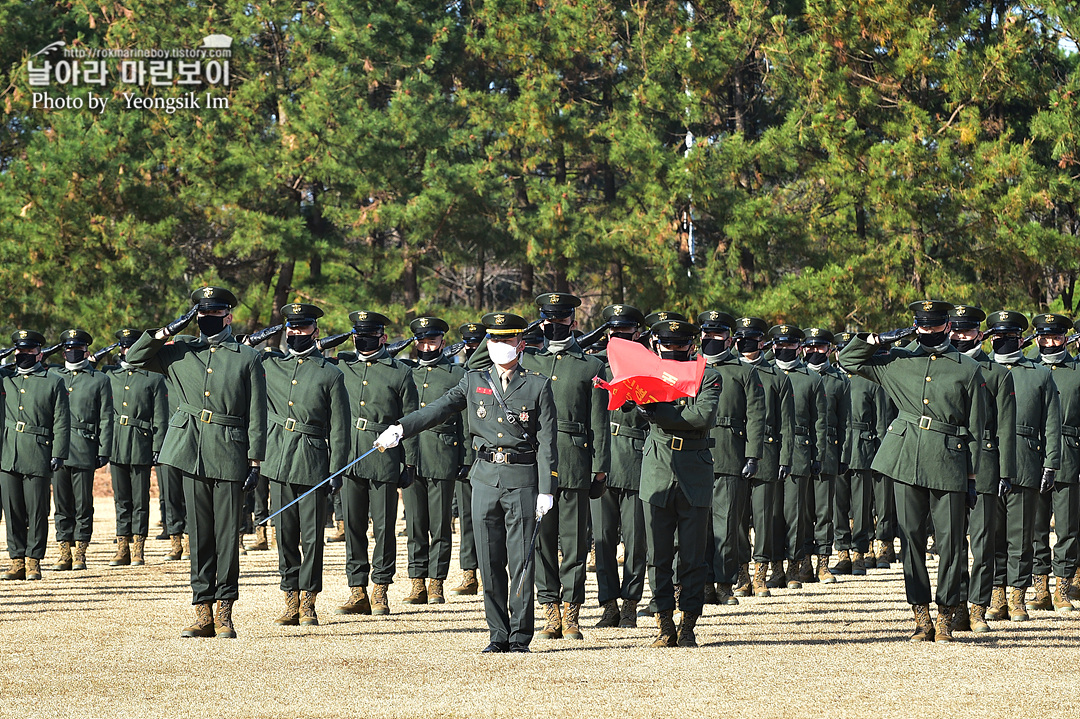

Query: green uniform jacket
left=104, top=364, right=168, bottom=465
left=777, top=362, right=829, bottom=478
left=704, top=352, right=766, bottom=475
left=398, top=365, right=559, bottom=495
left=0, top=365, right=70, bottom=475
left=1000, top=356, right=1061, bottom=488
left=839, top=336, right=985, bottom=491
left=403, top=356, right=467, bottom=481
left=1044, top=355, right=1080, bottom=484
left=809, top=362, right=851, bottom=473
left=521, top=339, right=610, bottom=488
left=51, top=365, right=113, bottom=470
left=126, top=332, right=268, bottom=481
left=964, top=350, right=1017, bottom=493
left=842, top=369, right=889, bottom=472
left=598, top=351, right=648, bottom=492
left=333, top=348, right=419, bottom=481
left=639, top=369, right=722, bottom=509
left=261, top=349, right=351, bottom=486
left=742, top=356, right=796, bottom=479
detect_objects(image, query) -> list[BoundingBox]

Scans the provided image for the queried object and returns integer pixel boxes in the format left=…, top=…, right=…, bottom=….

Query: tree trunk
left=271, top=260, right=295, bottom=327
left=521, top=262, right=534, bottom=301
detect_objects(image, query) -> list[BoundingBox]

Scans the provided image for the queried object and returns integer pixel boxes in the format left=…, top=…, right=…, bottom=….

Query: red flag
left=594, top=338, right=707, bottom=410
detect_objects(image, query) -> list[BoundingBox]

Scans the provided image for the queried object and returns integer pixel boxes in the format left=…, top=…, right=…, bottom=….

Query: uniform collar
left=911, top=343, right=962, bottom=362
left=350, top=347, right=393, bottom=365
left=190, top=334, right=241, bottom=351
left=539, top=337, right=584, bottom=357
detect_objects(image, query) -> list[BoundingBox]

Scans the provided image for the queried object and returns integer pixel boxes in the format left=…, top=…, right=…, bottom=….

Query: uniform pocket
left=168, top=412, right=188, bottom=429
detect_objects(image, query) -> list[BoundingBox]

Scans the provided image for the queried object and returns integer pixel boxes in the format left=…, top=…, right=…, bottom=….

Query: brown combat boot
left=832, top=549, right=852, bottom=575
left=986, top=586, right=1009, bottom=620
left=733, top=563, right=752, bottom=597
left=752, top=562, right=771, bottom=597
left=765, top=560, right=786, bottom=589
left=371, top=583, right=390, bottom=615
left=180, top=603, right=215, bottom=638
left=110, top=536, right=131, bottom=567
left=427, top=578, right=445, bottom=604
left=250, top=525, right=269, bottom=551
left=238, top=532, right=248, bottom=556
left=450, top=569, right=479, bottom=595
left=2, top=558, right=26, bottom=581
left=25, top=558, right=41, bottom=581
left=1053, top=576, right=1075, bottom=612
left=935, top=605, right=956, bottom=642
left=587, top=547, right=596, bottom=573
left=952, top=602, right=970, bottom=631
left=1008, top=587, right=1030, bottom=622
left=1071, top=568, right=1080, bottom=601
left=851, top=551, right=866, bottom=576
left=595, top=599, right=620, bottom=628
left=703, top=582, right=719, bottom=605
left=72, top=541, right=89, bottom=570
left=48, top=541, right=72, bottom=571
left=650, top=610, right=678, bottom=648
left=402, top=577, right=428, bottom=604
left=786, top=559, right=803, bottom=589
left=275, top=590, right=300, bottom=626
left=336, top=586, right=371, bottom=615
left=1027, top=574, right=1053, bottom=611
left=181, top=534, right=190, bottom=560
left=674, top=584, right=683, bottom=609
left=882, top=541, right=897, bottom=565
left=677, top=612, right=699, bottom=647
left=165, top=535, right=182, bottom=561
left=327, top=519, right=346, bottom=543
left=969, top=603, right=991, bottom=633
left=799, top=555, right=817, bottom=584
left=716, top=583, right=739, bottom=606
left=300, top=591, right=319, bottom=627
left=538, top=602, right=563, bottom=639
left=910, top=604, right=935, bottom=642
left=865, top=544, right=877, bottom=569
left=817, top=554, right=837, bottom=584
left=131, top=536, right=146, bottom=566
left=619, top=599, right=637, bottom=628
left=215, top=599, right=237, bottom=638
left=563, top=602, right=584, bottom=640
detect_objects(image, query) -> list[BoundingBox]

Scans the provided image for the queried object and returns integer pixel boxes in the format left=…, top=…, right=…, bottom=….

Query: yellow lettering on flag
left=661, top=372, right=678, bottom=386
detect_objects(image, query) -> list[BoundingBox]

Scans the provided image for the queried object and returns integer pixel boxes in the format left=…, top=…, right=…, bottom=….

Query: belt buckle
left=199, top=409, right=213, bottom=423
left=284, top=418, right=297, bottom=432
left=671, top=436, right=684, bottom=451
left=119, top=415, right=130, bottom=426
left=355, top=417, right=368, bottom=431
left=493, top=451, right=507, bottom=464
left=14, top=421, right=26, bottom=433
left=918, top=416, right=932, bottom=431
left=610, top=422, right=621, bottom=436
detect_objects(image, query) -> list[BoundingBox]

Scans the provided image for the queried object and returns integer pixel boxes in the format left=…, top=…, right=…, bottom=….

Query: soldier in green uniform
left=127, top=286, right=267, bottom=638
left=0, top=331, right=69, bottom=581
left=980, top=311, right=1062, bottom=621
left=159, top=372, right=187, bottom=561
left=333, top=310, right=419, bottom=617
left=947, top=306, right=1015, bottom=633
left=735, top=317, right=795, bottom=593
left=50, top=329, right=112, bottom=571
left=377, top=311, right=558, bottom=653
left=261, top=303, right=350, bottom=627
left=399, top=316, right=467, bottom=606
left=449, top=321, right=486, bottom=596
left=520, top=293, right=610, bottom=642
left=833, top=332, right=888, bottom=577
left=1029, top=313, right=1080, bottom=612
left=839, top=301, right=985, bottom=642
left=769, top=325, right=829, bottom=588
left=593, top=304, right=650, bottom=628
left=104, top=328, right=168, bottom=567
left=698, top=311, right=765, bottom=604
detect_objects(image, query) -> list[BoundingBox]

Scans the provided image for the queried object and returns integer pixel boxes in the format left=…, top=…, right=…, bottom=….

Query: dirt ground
left=3, top=495, right=1080, bottom=719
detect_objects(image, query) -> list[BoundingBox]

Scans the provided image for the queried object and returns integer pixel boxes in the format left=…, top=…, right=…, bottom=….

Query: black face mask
left=952, top=337, right=978, bottom=353
left=992, top=336, right=1020, bottom=355
left=610, top=331, right=636, bottom=343
left=197, top=315, right=227, bottom=337
left=918, top=330, right=948, bottom=348
left=804, top=350, right=828, bottom=366
left=1039, top=343, right=1066, bottom=356
left=286, top=334, right=316, bottom=353
left=736, top=338, right=760, bottom=354
left=63, top=348, right=87, bottom=363
left=15, top=353, right=37, bottom=369
left=417, top=348, right=442, bottom=361
left=701, top=338, right=727, bottom=356
left=464, top=344, right=479, bottom=360
left=659, top=349, right=691, bottom=362
left=543, top=322, right=573, bottom=342
left=354, top=335, right=381, bottom=353
left=774, top=347, right=798, bottom=363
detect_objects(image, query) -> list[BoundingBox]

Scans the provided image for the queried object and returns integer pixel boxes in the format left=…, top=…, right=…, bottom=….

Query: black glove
left=778, top=465, right=791, bottom=481
left=0, top=347, right=14, bottom=360
left=322, top=475, right=343, bottom=497
left=96, top=455, right=109, bottom=469
left=877, top=326, right=917, bottom=345
left=163, top=306, right=198, bottom=337
left=635, top=404, right=656, bottom=419
left=242, top=466, right=260, bottom=493
left=1040, top=468, right=1056, bottom=494
left=741, top=457, right=758, bottom=479
left=810, top=460, right=822, bottom=477
left=998, top=477, right=1012, bottom=497
left=620, top=400, right=636, bottom=412
left=457, top=464, right=471, bottom=480
left=49, top=457, right=63, bottom=472
left=966, top=479, right=977, bottom=510
left=588, top=475, right=607, bottom=499
left=838, top=462, right=849, bottom=475
left=399, top=465, right=416, bottom=490
left=152, top=451, right=160, bottom=466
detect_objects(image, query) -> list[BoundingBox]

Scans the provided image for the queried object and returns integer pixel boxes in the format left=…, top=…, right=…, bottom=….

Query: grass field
left=2, top=495, right=1080, bottom=719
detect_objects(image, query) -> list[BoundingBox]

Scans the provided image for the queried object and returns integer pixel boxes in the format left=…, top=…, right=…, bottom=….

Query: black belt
left=354, top=417, right=389, bottom=433
left=178, top=402, right=245, bottom=427
left=268, top=411, right=326, bottom=438
left=5, top=419, right=51, bottom=437
left=610, top=422, right=646, bottom=440
left=1063, top=425, right=1080, bottom=438
left=794, top=426, right=810, bottom=436
left=851, top=421, right=871, bottom=431
left=71, top=419, right=98, bottom=433
left=1016, top=424, right=1039, bottom=438
left=115, top=413, right=152, bottom=431
left=477, top=450, right=536, bottom=465
left=658, top=436, right=713, bottom=451
left=557, top=419, right=586, bottom=435
left=714, top=416, right=745, bottom=430
left=895, top=410, right=966, bottom=437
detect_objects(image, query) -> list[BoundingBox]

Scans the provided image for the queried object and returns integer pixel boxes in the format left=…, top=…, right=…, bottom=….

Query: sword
left=259, top=445, right=380, bottom=526
left=514, top=512, right=544, bottom=598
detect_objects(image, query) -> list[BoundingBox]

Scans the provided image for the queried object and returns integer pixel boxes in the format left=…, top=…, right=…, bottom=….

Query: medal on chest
left=476, top=402, right=487, bottom=419
left=519, top=409, right=529, bottom=423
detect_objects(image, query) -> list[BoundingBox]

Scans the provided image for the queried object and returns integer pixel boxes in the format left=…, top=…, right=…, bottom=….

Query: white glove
left=374, top=424, right=404, bottom=451
left=535, top=493, right=554, bottom=518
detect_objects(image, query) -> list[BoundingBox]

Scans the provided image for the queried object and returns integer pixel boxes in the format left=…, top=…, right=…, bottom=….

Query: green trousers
left=834, top=469, right=873, bottom=553
left=740, top=478, right=775, bottom=564
left=536, top=486, right=589, bottom=605
left=775, top=474, right=809, bottom=561
left=159, top=463, right=186, bottom=536
left=111, top=463, right=152, bottom=537
left=804, top=474, right=834, bottom=556
left=992, top=485, right=1039, bottom=588
left=710, top=474, right=747, bottom=585
left=645, top=488, right=709, bottom=616
left=342, top=476, right=398, bottom=587
left=961, top=491, right=997, bottom=606
left=894, top=481, right=967, bottom=607
left=591, top=487, right=646, bottom=605
left=52, top=466, right=95, bottom=543
left=872, top=473, right=897, bottom=542
left=1033, top=482, right=1079, bottom=579
left=184, top=474, right=243, bottom=604
left=0, top=472, right=51, bottom=560
left=271, top=480, right=327, bottom=593
left=403, top=476, right=454, bottom=580
left=455, top=480, right=478, bottom=571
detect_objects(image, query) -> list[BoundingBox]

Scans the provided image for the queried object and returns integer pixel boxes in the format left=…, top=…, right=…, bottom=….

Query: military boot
left=327, top=519, right=346, bottom=543
left=851, top=551, right=866, bottom=576
left=952, top=602, right=970, bottom=631
left=733, top=563, right=752, bottom=597
left=48, top=541, right=72, bottom=571
left=110, top=536, right=131, bottom=567
left=275, top=590, right=301, bottom=626
left=595, top=599, right=620, bottom=628
left=181, top=534, right=190, bottom=560
left=1008, top=587, right=1030, bottom=622
left=215, top=599, right=237, bottom=638
left=300, top=591, right=319, bottom=627
left=371, top=583, right=390, bottom=615
left=180, top=603, right=215, bottom=638
left=1053, top=576, right=1075, bottom=612
left=250, top=525, right=269, bottom=551
left=874, top=539, right=890, bottom=568
left=131, top=536, right=146, bottom=566
left=752, top=562, right=771, bottom=597
left=650, top=610, right=678, bottom=648
left=799, top=555, right=817, bottom=584
left=238, top=532, right=248, bottom=556
left=765, top=560, right=786, bottom=589
left=587, top=546, right=596, bottom=573
left=336, top=586, right=371, bottom=615
left=674, top=584, right=682, bottom=610
left=165, top=534, right=183, bottom=561
left=832, top=549, right=852, bottom=575
left=716, top=583, right=739, bottom=606
left=72, top=541, right=89, bottom=570
left=563, top=602, right=584, bottom=640
left=538, top=602, right=563, bottom=639
left=1026, top=575, right=1053, bottom=611
left=25, top=558, right=41, bottom=581
left=619, top=599, right=637, bottom=628
left=428, top=579, right=445, bottom=605
left=909, top=604, right=935, bottom=642
left=934, top=605, right=956, bottom=642
left=864, top=544, right=877, bottom=569
left=702, top=582, right=719, bottom=605
left=986, top=586, right=1009, bottom=620
left=2, top=558, right=26, bottom=581
left=677, top=612, right=699, bottom=647
left=402, top=577, right=428, bottom=604
left=817, top=554, right=837, bottom=584
left=969, top=604, right=991, bottom=633
left=450, top=569, right=479, bottom=595
left=882, top=541, right=897, bottom=565
left=1071, top=568, right=1080, bottom=601
left=786, top=559, right=803, bottom=590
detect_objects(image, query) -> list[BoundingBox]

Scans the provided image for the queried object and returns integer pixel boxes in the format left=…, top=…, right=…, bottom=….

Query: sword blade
left=259, top=445, right=380, bottom=526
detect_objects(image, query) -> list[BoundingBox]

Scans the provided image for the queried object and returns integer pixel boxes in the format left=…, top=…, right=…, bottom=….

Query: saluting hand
left=159, top=306, right=198, bottom=339
left=875, top=326, right=917, bottom=345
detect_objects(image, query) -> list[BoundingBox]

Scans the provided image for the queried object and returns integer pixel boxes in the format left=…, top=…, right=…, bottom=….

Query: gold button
left=211, top=347, right=217, bottom=352
left=363, top=380, right=368, bottom=386
left=923, top=399, right=929, bottom=404
left=421, top=402, right=426, bottom=407
left=288, top=401, right=294, bottom=406
left=204, top=391, right=210, bottom=397
left=497, top=418, right=503, bottom=423
left=127, top=371, right=133, bottom=376
left=925, top=377, right=931, bottom=382
left=552, top=375, right=558, bottom=381
left=367, top=362, right=372, bottom=367
left=18, top=406, right=23, bottom=410
left=557, top=355, right=564, bottom=360
left=125, top=386, right=130, bottom=390
left=360, top=401, right=365, bottom=406
left=427, top=367, right=432, bottom=372
left=423, top=383, right=429, bottom=388
left=123, top=402, right=128, bottom=407
left=497, top=433, right=503, bottom=438
left=584, top=442, right=589, bottom=448
left=207, top=368, right=213, bottom=374
left=19, top=389, right=24, bottom=394
left=291, top=380, right=297, bottom=385
left=298, top=359, right=304, bottom=364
